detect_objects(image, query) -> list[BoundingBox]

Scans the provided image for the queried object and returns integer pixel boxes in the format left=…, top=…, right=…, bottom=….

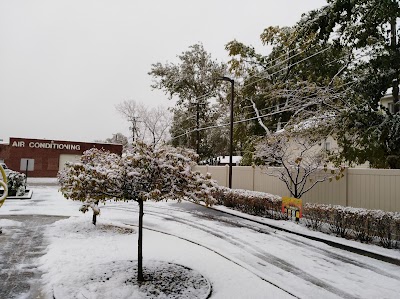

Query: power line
left=171, top=47, right=373, bottom=141
left=241, top=46, right=331, bottom=89
left=174, top=45, right=335, bottom=133
left=176, top=41, right=330, bottom=105
left=170, top=76, right=367, bottom=141
left=238, top=50, right=372, bottom=120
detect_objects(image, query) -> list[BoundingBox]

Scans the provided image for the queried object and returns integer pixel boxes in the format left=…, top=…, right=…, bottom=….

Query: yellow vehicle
left=0, top=163, right=8, bottom=207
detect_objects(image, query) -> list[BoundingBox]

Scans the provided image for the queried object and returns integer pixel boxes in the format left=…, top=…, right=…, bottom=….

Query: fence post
left=225, top=164, right=229, bottom=188
left=252, top=166, right=255, bottom=191
left=345, top=168, right=349, bottom=207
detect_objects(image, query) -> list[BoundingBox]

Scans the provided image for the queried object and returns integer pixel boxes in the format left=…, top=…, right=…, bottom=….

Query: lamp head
left=217, top=76, right=234, bottom=83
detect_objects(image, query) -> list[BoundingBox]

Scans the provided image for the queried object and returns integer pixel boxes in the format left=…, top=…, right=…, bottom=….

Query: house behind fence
left=194, top=166, right=400, bottom=212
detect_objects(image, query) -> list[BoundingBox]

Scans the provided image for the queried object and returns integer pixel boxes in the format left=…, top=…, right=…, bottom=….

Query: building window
left=20, top=159, right=35, bottom=171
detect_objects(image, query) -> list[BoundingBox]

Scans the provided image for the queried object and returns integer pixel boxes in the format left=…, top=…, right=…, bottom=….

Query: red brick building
left=0, top=137, right=122, bottom=177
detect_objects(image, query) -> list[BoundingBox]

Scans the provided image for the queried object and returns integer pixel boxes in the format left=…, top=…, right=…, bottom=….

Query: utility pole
left=130, top=116, right=140, bottom=143
left=391, top=14, right=399, bottom=113
left=196, top=101, right=200, bottom=155
left=191, top=100, right=205, bottom=156
left=218, top=76, right=234, bottom=189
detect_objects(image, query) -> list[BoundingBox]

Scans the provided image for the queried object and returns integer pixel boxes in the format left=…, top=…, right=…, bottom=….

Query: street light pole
left=218, top=76, right=234, bottom=189
left=196, top=101, right=200, bottom=155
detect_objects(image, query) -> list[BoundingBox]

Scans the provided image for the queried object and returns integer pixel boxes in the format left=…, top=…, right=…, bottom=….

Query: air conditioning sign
left=11, top=140, right=81, bottom=151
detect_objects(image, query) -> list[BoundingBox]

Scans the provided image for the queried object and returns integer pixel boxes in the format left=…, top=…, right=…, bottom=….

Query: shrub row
left=304, top=203, right=400, bottom=249
left=213, top=188, right=400, bottom=249
left=212, top=187, right=285, bottom=220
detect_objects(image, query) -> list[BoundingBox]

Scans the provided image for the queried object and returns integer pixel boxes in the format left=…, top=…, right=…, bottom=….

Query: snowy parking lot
left=1, top=185, right=400, bottom=299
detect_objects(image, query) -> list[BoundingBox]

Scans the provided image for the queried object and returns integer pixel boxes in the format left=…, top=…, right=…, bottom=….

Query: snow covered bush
left=373, top=213, right=399, bottom=249
left=214, top=189, right=400, bottom=249
left=302, top=203, right=328, bottom=231
left=214, top=187, right=285, bottom=220
left=328, top=205, right=351, bottom=238
left=6, top=170, right=26, bottom=196
left=58, top=142, right=218, bottom=281
left=303, top=203, right=400, bottom=248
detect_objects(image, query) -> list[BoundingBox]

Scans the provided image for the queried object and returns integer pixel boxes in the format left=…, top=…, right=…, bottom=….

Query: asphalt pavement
left=0, top=189, right=399, bottom=298
left=0, top=215, right=66, bottom=299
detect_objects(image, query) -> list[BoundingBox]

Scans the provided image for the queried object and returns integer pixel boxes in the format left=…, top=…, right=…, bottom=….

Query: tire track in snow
left=105, top=205, right=357, bottom=299
left=143, top=210, right=358, bottom=299
left=271, top=233, right=400, bottom=280
left=120, top=222, right=299, bottom=299
left=106, top=203, right=400, bottom=280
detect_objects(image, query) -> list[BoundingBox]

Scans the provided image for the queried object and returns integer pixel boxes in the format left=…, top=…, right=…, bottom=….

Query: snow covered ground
left=1, top=186, right=400, bottom=298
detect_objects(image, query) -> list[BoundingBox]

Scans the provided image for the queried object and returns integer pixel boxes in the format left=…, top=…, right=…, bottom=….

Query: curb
left=3, top=189, right=33, bottom=200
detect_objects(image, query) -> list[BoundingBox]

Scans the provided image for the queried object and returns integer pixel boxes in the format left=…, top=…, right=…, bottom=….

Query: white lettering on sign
left=12, top=141, right=25, bottom=147
left=12, top=140, right=81, bottom=151
left=27, top=141, right=81, bottom=151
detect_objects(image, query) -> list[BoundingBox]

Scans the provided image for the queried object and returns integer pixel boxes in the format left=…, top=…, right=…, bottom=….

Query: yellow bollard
left=0, top=164, right=8, bottom=207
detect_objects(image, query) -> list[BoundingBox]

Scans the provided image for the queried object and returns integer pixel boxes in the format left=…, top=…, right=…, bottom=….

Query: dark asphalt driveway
left=0, top=215, right=66, bottom=299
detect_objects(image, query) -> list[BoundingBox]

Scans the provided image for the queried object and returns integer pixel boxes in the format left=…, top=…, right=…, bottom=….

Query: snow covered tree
left=248, top=80, right=346, bottom=198
left=102, top=133, right=129, bottom=151
left=149, top=43, right=228, bottom=158
left=299, top=0, right=400, bottom=109
left=140, top=105, right=172, bottom=146
left=116, top=100, right=172, bottom=146
left=255, top=129, right=345, bottom=199
left=115, top=100, right=145, bottom=143
left=225, top=25, right=350, bottom=154
left=298, top=0, right=400, bottom=167
left=237, top=79, right=347, bottom=166
left=58, top=143, right=217, bottom=281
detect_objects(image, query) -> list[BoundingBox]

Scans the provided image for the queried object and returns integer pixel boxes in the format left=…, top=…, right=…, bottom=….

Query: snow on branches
left=58, top=142, right=218, bottom=282
left=255, top=130, right=345, bottom=199
left=58, top=143, right=218, bottom=211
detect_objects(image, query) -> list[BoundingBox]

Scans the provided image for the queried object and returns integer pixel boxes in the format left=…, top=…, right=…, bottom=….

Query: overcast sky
left=0, top=0, right=326, bottom=143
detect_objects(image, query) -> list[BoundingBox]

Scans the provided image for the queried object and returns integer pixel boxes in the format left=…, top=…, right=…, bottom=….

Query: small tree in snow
left=247, top=79, right=346, bottom=198
left=115, top=100, right=145, bottom=143
left=255, top=130, right=345, bottom=199
left=116, top=100, right=172, bottom=146
left=140, top=105, right=172, bottom=146
left=58, top=143, right=217, bottom=281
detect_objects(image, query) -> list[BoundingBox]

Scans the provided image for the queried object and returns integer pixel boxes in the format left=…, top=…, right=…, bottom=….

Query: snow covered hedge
left=214, top=188, right=400, bottom=249
left=213, top=187, right=285, bottom=220
left=304, top=203, right=400, bottom=249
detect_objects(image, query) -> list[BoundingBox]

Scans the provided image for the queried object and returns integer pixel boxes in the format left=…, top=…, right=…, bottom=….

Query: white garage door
left=59, top=154, right=81, bottom=171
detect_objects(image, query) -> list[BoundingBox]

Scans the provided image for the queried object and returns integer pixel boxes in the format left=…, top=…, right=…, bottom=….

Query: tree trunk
left=92, top=212, right=97, bottom=226
left=138, top=199, right=144, bottom=281
left=92, top=201, right=99, bottom=225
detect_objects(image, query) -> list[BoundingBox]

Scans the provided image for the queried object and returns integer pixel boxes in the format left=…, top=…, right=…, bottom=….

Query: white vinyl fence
left=194, top=166, right=400, bottom=212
